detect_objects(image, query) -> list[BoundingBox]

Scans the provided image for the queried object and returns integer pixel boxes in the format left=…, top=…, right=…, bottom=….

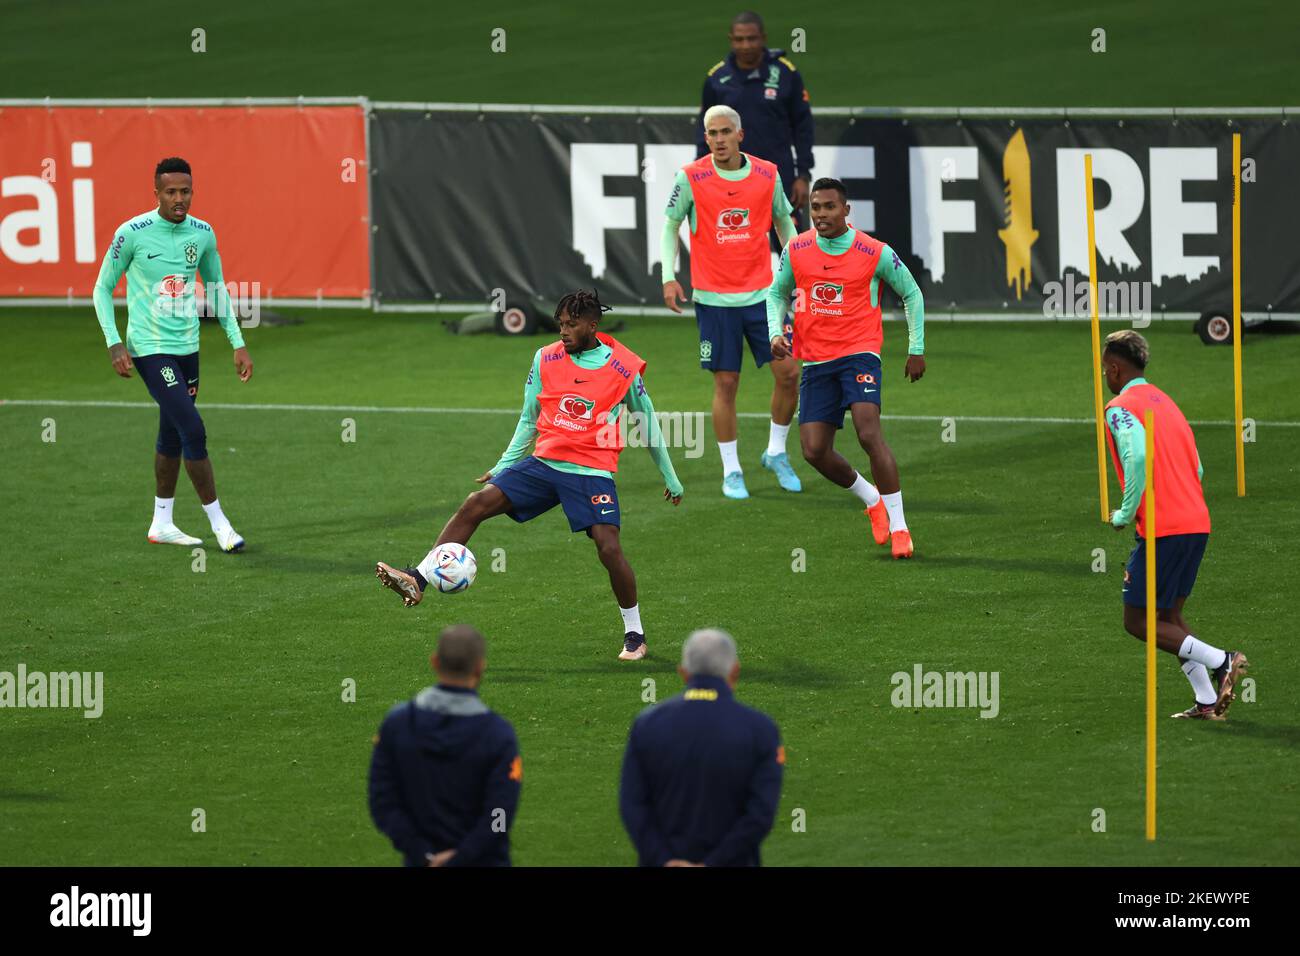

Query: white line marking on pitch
left=1, top=398, right=1296, bottom=428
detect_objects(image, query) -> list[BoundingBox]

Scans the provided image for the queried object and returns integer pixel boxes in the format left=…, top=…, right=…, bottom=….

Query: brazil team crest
left=184, top=241, right=198, bottom=265
left=700, top=340, right=713, bottom=360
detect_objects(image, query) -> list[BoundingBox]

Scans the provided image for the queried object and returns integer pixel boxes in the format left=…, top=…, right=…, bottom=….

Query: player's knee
left=855, top=419, right=882, bottom=446
left=713, top=373, right=739, bottom=399
left=462, top=489, right=493, bottom=519
left=179, top=418, right=207, bottom=460
left=800, top=438, right=827, bottom=464
left=593, top=533, right=621, bottom=563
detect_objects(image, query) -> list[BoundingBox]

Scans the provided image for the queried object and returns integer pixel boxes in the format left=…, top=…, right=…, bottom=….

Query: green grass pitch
left=1, top=0, right=1297, bottom=868
left=1, top=310, right=1297, bottom=865
left=2, top=0, right=1297, bottom=107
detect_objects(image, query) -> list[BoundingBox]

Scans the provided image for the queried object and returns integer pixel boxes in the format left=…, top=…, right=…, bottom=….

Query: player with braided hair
left=376, top=289, right=684, bottom=661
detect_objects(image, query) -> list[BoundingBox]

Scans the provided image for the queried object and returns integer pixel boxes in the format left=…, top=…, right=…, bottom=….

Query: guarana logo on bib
left=557, top=394, right=596, bottom=421
left=811, top=281, right=843, bottom=304
left=716, top=208, right=750, bottom=230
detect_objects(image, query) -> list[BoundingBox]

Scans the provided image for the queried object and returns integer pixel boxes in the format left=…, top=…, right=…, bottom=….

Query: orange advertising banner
left=0, top=105, right=369, bottom=298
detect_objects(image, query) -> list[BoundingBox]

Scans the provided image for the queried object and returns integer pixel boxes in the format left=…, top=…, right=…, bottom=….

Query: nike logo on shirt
left=147, top=253, right=162, bottom=259
left=574, top=378, right=589, bottom=384
left=600, top=508, right=615, bottom=515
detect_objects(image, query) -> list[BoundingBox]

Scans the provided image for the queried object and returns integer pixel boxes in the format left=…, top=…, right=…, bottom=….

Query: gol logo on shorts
left=855, top=373, right=877, bottom=385
left=590, top=494, right=614, bottom=505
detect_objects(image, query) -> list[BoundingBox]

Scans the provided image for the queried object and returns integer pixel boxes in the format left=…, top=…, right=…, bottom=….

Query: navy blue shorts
left=798, top=353, right=882, bottom=428
left=1123, top=533, right=1209, bottom=609
left=133, top=352, right=207, bottom=460
left=695, top=301, right=788, bottom=372
left=489, top=456, right=620, bottom=533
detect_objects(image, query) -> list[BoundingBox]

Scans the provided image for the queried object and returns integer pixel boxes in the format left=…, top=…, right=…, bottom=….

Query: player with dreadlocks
left=376, top=290, right=685, bottom=661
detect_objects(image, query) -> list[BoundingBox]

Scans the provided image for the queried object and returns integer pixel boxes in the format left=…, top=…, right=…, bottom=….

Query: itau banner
left=372, top=110, right=1299, bottom=315
left=0, top=106, right=370, bottom=298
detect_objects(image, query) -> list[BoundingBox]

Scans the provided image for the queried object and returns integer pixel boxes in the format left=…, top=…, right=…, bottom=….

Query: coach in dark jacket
left=697, top=11, right=815, bottom=212
left=368, top=624, right=522, bottom=867
left=620, top=628, right=784, bottom=866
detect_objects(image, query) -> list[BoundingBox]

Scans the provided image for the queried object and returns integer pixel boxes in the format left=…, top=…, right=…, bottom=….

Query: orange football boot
left=864, top=501, right=890, bottom=545
left=890, top=530, right=914, bottom=559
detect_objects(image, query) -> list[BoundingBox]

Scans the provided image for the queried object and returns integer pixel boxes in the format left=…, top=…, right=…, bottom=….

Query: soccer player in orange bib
left=662, top=104, right=802, bottom=500
left=376, top=290, right=684, bottom=662
left=765, top=178, right=926, bottom=558
left=1102, top=330, right=1249, bottom=719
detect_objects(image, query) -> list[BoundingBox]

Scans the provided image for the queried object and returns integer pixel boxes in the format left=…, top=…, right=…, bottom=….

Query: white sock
left=1178, top=635, right=1227, bottom=670
left=202, top=499, right=232, bottom=533
left=848, top=472, right=881, bottom=507
left=1181, top=660, right=1217, bottom=706
left=767, top=421, right=790, bottom=457
left=719, top=440, right=741, bottom=476
left=416, top=547, right=442, bottom=583
left=619, top=604, right=643, bottom=635
left=881, top=491, right=907, bottom=532
left=152, top=496, right=175, bottom=528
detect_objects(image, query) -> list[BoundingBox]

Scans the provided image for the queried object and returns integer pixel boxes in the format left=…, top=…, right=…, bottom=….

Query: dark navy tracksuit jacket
left=368, top=684, right=521, bottom=867
left=619, top=675, right=784, bottom=866
left=696, top=48, right=815, bottom=199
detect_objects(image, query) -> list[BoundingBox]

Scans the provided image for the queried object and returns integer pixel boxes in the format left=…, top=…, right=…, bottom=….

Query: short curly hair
left=1103, top=329, right=1150, bottom=370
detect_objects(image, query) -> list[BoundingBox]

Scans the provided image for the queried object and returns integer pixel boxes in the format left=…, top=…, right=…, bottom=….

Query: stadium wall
left=3, top=100, right=1297, bottom=319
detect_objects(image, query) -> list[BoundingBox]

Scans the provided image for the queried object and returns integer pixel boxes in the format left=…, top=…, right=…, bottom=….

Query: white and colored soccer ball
left=428, top=543, right=477, bottom=594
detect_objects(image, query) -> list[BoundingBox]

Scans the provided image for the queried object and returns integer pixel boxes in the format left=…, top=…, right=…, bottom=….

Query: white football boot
left=214, top=525, right=245, bottom=553
left=148, top=524, right=203, bottom=546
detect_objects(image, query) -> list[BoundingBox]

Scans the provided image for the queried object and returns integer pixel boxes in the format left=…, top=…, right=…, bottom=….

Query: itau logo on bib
left=716, top=208, right=750, bottom=230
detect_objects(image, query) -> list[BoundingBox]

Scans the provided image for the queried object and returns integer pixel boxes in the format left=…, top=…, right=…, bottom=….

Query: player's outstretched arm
left=198, top=235, right=253, bottom=382
left=878, top=244, right=926, bottom=382
left=661, top=171, right=693, bottom=313
left=625, top=375, right=682, bottom=505
left=766, top=247, right=795, bottom=361
left=771, top=174, right=798, bottom=248
left=94, top=225, right=134, bottom=377
left=1107, top=410, right=1147, bottom=529
left=484, top=350, right=543, bottom=481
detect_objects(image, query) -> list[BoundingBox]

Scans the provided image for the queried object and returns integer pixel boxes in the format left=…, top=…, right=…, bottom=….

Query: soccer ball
left=427, top=543, right=477, bottom=594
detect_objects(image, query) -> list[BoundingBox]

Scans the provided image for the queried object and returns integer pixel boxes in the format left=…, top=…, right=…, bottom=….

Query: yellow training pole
left=1232, top=133, right=1246, bottom=496
left=1144, top=409, right=1157, bottom=841
left=1085, top=154, right=1110, bottom=522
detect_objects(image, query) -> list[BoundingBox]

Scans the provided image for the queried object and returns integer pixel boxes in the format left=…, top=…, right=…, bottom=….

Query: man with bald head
left=368, top=625, right=522, bottom=866
left=619, top=628, right=784, bottom=866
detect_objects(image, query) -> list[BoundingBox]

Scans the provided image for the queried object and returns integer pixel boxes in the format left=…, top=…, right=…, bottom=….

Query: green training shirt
left=661, top=155, right=797, bottom=307
left=765, top=228, right=926, bottom=364
left=93, top=210, right=246, bottom=358
left=490, top=341, right=684, bottom=497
